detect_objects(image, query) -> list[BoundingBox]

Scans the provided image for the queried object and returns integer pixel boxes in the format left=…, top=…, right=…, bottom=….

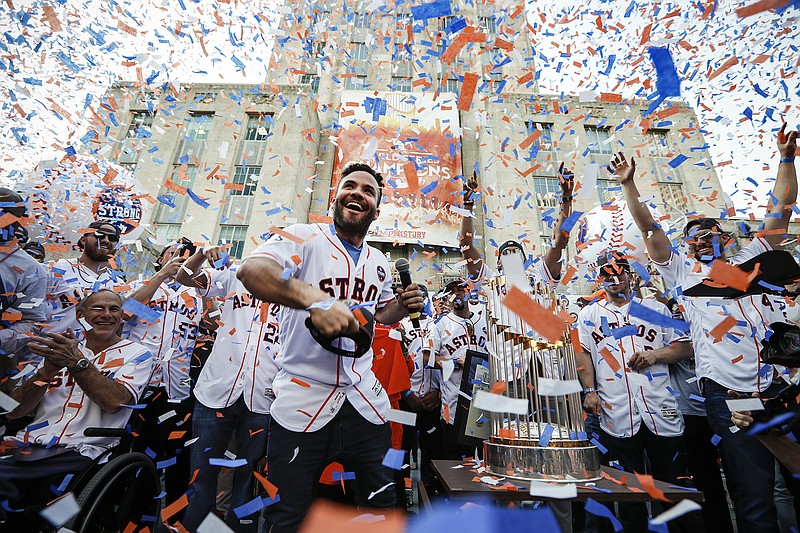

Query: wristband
left=561, top=196, right=573, bottom=202
left=402, top=390, right=413, bottom=398
left=780, top=157, right=795, bottom=163
left=463, top=201, right=475, bottom=207
left=583, top=387, right=597, bottom=394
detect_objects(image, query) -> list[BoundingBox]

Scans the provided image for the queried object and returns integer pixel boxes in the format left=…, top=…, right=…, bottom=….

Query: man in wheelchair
left=0, top=289, right=154, bottom=523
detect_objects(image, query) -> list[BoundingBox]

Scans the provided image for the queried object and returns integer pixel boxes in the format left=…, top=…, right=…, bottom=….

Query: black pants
left=132, top=389, right=195, bottom=509
left=682, top=414, right=734, bottom=533
left=264, top=401, right=395, bottom=533
left=601, top=425, right=687, bottom=533
left=399, top=398, right=442, bottom=486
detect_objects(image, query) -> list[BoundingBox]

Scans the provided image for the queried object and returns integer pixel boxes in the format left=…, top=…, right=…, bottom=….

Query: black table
left=431, top=460, right=705, bottom=504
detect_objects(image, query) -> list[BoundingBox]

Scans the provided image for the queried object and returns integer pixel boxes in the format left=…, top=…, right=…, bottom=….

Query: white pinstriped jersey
left=47, top=259, right=122, bottom=336
left=192, top=267, right=280, bottom=415
left=11, top=340, right=153, bottom=459
left=655, top=238, right=787, bottom=392
left=245, top=223, right=395, bottom=432
left=400, top=316, right=440, bottom=396
left=431, top=308, right=490, bottom=425
left=578, top=297, right=685, bottom=438
left=124, top=282, right=201, bottom=401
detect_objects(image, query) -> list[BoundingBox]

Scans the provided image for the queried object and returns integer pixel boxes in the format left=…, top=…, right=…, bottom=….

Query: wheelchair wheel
left=64, top=452, right=162, bottom=533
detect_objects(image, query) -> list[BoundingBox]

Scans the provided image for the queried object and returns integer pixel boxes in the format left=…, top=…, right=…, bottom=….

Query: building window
left=231, top=166, right=259, bottom=196
left=392, top=77, right=413, bottom=92
left=298, top=74, right=320, bottom=92
left=597, top=179, right=621, bottom=203
left=345, top=76, right=368, bottom=90
left=441, top=77, right=460, bottom=93
left=480, top=16, right=497, bottom=35
left=351, top=43, right=369, bottom=63
left=525, top=122, right=554, bottom=152
left=438, top=15, right=456, bottom=32
left=193, top=92, right=217, bottom=104
left=218, top=225, right=248, bottom=260
left=186, top=112, right=213, bottom=140
left=533, top=176, right=560, bottom=209
left=154, top=223, right=182, bottom=242
left=125, top=110, right=154, bottom=138
left=245, top=114, right=271, bottom=141
left=153, top=165, right=198, bottom=223
left=585, top=126, right=612, bottom=155
left=646, top=131, right=686, bottom=218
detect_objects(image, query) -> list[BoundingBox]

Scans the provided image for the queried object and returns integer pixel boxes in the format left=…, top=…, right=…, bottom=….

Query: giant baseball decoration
left=14, top=155, right=148, bottom=251
left=572, top=200, right=670, bottom=282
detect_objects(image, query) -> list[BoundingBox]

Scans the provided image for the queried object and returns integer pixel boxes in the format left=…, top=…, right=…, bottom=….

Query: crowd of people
left=0, top=124, right=797, bottom=533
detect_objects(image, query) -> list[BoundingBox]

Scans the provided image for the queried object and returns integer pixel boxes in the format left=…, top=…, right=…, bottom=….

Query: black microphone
left=394, top=258, right=421, bottom=329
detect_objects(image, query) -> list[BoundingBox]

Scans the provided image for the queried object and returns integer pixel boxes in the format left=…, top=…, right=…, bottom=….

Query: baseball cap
left=498, top=240, right=525, bottom=257
left=0, top=188, right=26, bottom=218
left=596, top=251, right=631, bottom=278
left=22, top=240, right=45, bottom=261
left=443, top=277, right=468, bottom=294
left=88, top=221, right=120, bottom=239
left=684, top=217, right=721, bottom=237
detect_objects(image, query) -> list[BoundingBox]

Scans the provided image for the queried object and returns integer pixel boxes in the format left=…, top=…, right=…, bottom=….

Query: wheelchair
left=4, top=427, right=163, bottom=532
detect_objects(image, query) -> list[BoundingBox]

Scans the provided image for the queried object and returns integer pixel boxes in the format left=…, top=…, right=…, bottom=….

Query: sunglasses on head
left=94, top=232, right=120, bottom=243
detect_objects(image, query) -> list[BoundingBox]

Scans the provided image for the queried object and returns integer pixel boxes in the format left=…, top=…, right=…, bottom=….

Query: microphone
left=394, top=258, right=421, bottom=330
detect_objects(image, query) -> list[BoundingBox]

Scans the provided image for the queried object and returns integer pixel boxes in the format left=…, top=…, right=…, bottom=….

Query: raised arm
left=612, top=152, right=673, bottom=263
left=128, top=256, right=185, bottom=304
left=459, top=172, right=483, bottom=280
left=763, top=123, right=798, bottom=249
left=175, top=247, right=227, bottom=290
left=542, top=162, right=575, bottom=279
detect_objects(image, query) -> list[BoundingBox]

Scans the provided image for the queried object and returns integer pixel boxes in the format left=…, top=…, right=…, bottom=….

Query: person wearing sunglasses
left=612, top=123, right=800, bottom=533
left=46, top=221, right=125, bottom=339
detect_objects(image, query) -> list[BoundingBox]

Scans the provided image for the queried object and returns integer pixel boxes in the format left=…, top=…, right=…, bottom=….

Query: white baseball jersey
left=10, top=339, right=153, bottom=459
left=47, top=259, right=122, bottom=336
left=578, top=297, right=685, bottom=438
left=431, top=308, right=491, bottom=425
left=655, top=237, right=787, bottom=392
left=244, top=223, right=395, bottom=432
left=400, top=315, right=440, bottom=396
left=124, top=281, right=201, bottom=401
left=192, top=266, right=280, bottom=415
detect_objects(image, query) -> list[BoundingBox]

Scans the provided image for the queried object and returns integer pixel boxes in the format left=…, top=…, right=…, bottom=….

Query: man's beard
left=85, top=244, right=111, bottom=262
left=333, top=200, right=375, bottom=238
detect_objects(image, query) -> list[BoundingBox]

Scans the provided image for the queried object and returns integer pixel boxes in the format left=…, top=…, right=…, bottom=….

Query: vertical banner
left=332, top=91, right=464, bottom=247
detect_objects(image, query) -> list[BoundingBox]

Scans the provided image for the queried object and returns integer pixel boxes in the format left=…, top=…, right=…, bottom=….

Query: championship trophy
left=482, top=277, right=601, bottom=482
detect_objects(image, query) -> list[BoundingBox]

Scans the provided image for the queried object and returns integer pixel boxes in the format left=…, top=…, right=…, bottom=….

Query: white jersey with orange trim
left=192, top=266, right=280, bottom=415
left=577, top=297, right=685, bottom=438
left=654, top=238, right=787, bottom=392
left=400, top=315, right=440, bottom=396
left=244, top=223, right=395, bottom=433
left=431, top=308, right=491, bottom=425
left=124, top=282, right=201, bottom=401
left=47, top=259, right=122, bottom=336
left=10, top=339, right=153, bottom=459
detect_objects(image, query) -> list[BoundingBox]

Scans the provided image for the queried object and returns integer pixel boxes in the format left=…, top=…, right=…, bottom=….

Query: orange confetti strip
left=269, top=226, right=305, bottom=245
left=403, top=161, right=419, bottom=192
left=490, top=381, right=507, bottom=395
left=457, top=72, right=479, bottom=111
left=161, top=494, right=189, bottom=521
left=168, top=431, right=186, bottom=440
left=731, top=354, right=744, bottom=364
left=708, top=56, right=739, bottom=81
left=519, top=129, right=542, bottom=150
left=122, top=522, right=137, bottom=533
left=599, top=347, right=622, bottom=373
left=502, top=286, right=568, bottom=343
left=709, top=315, right=738, bottom=343
left=291, top=377, right=310, bottom=388
left=308, top=213, right=334, bottom=224
left=634, top=473, right=672, bottom=502
left=493, top=37, right=513, bottom=51
left=708, top=260, right=750, bottom=292
left=253, top=471, right=279, bottom=499
left=736, top=0, right=790, bottom=18
left=117, top=20, right=137, bottom=36
left=42, top=4, right=62, bottom=32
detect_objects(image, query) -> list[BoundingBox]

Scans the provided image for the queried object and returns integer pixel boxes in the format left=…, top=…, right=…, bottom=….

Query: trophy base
left=484, top=440, right=602, bottom=482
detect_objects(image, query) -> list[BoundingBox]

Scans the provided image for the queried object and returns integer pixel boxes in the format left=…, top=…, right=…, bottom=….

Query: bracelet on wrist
left=780, top=157, right=795, bottom=164
left=463, top=201, right=475, bottom=207
left=561, top=196, right=573, bottom=202
left=583, top=387, right=597, bottom=394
